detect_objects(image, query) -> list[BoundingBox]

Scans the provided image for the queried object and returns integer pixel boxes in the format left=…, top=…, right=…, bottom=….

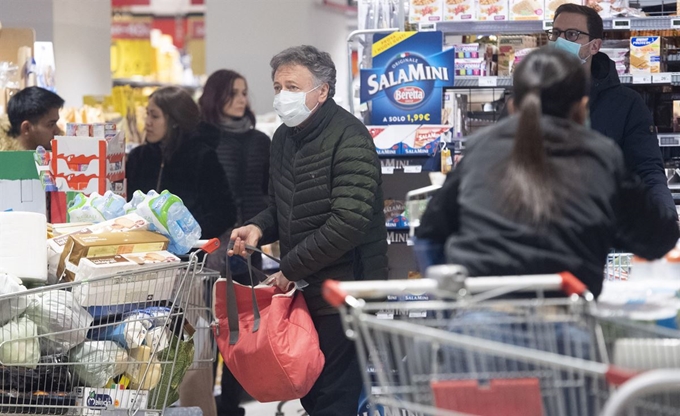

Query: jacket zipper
left=287, top=148, right=297, bottom=251
left=156, top=161, right=165, bottom=191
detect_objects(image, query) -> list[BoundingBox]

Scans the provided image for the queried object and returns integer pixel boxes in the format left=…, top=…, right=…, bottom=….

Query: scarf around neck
left=219, top=116, right=252, bottom=134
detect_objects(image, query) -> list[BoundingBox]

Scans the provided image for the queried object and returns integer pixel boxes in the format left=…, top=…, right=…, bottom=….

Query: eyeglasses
left=546, top=28, right=591, bottom=42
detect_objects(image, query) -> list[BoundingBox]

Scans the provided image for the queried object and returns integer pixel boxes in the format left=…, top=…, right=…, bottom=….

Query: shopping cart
left=0, top=239, right=221, bottom=416
left=323, top=265, right=680, bottom=416
left=605, top=252, right=633, bottom=281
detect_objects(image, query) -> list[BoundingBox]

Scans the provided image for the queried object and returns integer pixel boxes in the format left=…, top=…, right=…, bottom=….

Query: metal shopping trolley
left=0, top=239, right=221, bottom=416
left=323, top=265, right=680, bottom=416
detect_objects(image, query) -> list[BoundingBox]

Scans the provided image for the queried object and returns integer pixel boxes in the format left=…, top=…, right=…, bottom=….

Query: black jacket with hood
left=246, top=98, right=388, bottom=314
left=589, top=52, right=676, bottom=218
left=126, top=122, right=237, bottom=239
left=417, top=116, right=679, bottom=298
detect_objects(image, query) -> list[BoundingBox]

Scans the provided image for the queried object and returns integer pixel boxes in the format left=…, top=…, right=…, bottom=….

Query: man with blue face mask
left=550, top=4, right=677, bottom=218
left=228, top=45, right=388, bottom=416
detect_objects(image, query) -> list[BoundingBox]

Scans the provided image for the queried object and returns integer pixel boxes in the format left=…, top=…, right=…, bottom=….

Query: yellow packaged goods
left=409, top=0, right=443, bottom=23
left=544, top=0, right=582, bottom=19
left=57, top=231, right=169, bottom=282
left=444, top=0, right=476, bottom=20
left=478, top=0, right=509, bottom=20
left=126, top=346, right=162, bottom=390
left=630, top=37, right=666, bottom=74
left=510, top=0, right=544, bottom=19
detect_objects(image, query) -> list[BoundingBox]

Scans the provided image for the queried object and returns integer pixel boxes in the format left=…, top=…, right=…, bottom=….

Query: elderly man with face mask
left=228, top=45, right=388, bottom=415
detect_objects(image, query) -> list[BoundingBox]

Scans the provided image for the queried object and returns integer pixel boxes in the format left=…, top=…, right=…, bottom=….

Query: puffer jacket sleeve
left=279, top=131, right=381, bottom=281
left=622, top=97, right=677, bottom=219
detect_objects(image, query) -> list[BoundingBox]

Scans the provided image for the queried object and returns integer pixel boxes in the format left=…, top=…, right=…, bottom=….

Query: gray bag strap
left=225, top=242, right=280, bottom=345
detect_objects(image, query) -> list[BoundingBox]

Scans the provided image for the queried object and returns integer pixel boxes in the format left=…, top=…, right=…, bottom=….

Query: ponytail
left=502, top=90, right=557, bottom=225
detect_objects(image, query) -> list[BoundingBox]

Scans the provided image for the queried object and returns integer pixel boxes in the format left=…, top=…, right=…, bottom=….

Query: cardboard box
left=57, top=231, right=169, bottom=282
left=509, top=0, right=544, bottom=20
left=74, top=387, right=148, bottom=416
left=409, top=0, right=444, bottom=23
left=444, top=0, right=477, bottom=20
left=630, top=36, right=666, bottom=74
left=478, top=0, right=509, bottom=20
left=498, top=36, right=537, bottom=75
left=76, top=250, right=180, bottom=281
left=544, top=0, right=582, bottom=19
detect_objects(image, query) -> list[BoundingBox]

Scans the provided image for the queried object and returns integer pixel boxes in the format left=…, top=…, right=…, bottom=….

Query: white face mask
left=273, top=85, right=321, bottom=127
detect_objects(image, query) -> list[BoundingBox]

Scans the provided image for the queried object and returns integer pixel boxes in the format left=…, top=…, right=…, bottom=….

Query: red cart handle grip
left=559, top=272, right=588, bottom=297
left=323, top=280, right=348, bottom=308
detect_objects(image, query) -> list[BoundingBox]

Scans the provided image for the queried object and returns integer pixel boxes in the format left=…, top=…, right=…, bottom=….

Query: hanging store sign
left=360, top=31, right=454, bottom=125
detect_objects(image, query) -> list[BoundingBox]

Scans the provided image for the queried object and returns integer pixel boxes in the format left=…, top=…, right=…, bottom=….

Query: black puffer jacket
left=214, top=128, right=270, bottom=225
left=126, top=123, right=237, bottom=239
left=590, top=52, right=676, bottom=218
left=417, top=116, right=679, bottom=298
left=247, top=99, right=388, bottom=314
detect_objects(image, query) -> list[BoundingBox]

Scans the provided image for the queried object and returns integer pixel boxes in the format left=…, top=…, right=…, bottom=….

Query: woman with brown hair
left=126, top=86, right=236, bottom=416
left=199, top=70, right=270, bottom=416
left=416, top=47, right=678, bottom=297
left=126, top=86, right=236, bottom=240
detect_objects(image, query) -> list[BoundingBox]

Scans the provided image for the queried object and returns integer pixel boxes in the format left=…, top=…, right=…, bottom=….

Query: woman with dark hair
left=417, top=47, right=678, bottom=297
left=126, top=86, right=236, bottom=416
left=126, top=86, right=236, bottom=240
left=199, top=70, right=270, bottom=416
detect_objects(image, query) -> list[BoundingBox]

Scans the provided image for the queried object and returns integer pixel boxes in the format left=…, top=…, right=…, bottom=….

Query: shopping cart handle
left=194, top=238, right=220, bottom=254
left=559, top=272, right=589, bottom=297
left=323, top=280, right=347, bottom=308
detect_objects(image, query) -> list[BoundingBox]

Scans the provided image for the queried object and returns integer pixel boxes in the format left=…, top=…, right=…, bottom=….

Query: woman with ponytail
left=416, top=47, right=678, bottom=298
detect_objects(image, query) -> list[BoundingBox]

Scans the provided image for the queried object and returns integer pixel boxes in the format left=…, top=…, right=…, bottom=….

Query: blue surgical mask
left=550, top=37, right=590, bottom=64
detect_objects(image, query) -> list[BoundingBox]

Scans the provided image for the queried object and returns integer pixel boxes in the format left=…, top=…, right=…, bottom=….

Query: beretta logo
left=365, top=53, right=450, bottom=110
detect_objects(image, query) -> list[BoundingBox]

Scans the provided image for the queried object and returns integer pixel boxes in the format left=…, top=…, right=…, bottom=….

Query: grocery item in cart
left=124, top=346, right=162, bottom=390
left=56, top=230, right=169, bottom=282
left=134, top=190, right=202, bottom=255
left=69, top=341, right=129, bottom=388
left=68, top=191, right=126, bottom=224
left=0, top=316, right=40, bottom=369
left=24, top=290, right=94, bottom=355
left=0, top=211, right=47, bottom=283
left=0, top=271, right=28, bottom=326
left=74, top=250, right=180, bottom=282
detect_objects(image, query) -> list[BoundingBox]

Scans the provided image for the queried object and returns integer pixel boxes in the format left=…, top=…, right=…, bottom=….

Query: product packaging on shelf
left=673, top=101, right=680, bottom=132
left=369, top=125, right=418, bottom=155
left=368, top=125, right=451, bottom=156
left=544, top=0, right=582, bottom=19
left=409, top=0, right=444, bottom=23
left=630, top=37, right=667, bottom=74
left=384, top=199, right=409, bottom=229
left=455, top=59, right=487, bottom=76
left=601, top=48, right=629, bottom=75
left=509, top=0, right=544, bottom=20
left=444, top=0, right=477, bottom=20
left=498, top=36, right=537, bottom=75
left=51, top=123, right=126, bottom=198
left=402, top=126, right=452, bottom=155
left=478, top=0, right=509, bottom=20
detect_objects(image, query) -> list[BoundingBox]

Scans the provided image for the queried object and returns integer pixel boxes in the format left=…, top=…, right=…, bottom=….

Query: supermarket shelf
left=429, top=16, right=680, bottom=35
left=379, top=156, right=438, bottom=174
left=112, top=78, right=201, bottom=90
left=452, top=73, right=680, bottom=88
left=387, top=229, right=412, bottom=245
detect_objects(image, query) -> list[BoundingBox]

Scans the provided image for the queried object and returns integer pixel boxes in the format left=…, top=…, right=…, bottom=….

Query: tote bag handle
left=225, top=242, right=281, bottom=345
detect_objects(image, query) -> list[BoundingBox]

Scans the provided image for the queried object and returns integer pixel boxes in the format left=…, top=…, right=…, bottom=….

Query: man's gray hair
left=270, top=45, right=336, bottom=98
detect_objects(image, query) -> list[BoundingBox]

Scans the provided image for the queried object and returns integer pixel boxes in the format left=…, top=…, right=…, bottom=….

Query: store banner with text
left=360, top=31, right=454, bottom=125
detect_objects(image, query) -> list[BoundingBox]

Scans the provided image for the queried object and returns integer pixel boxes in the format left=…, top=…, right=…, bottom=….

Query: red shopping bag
left=212, top=250, right=324, bottom=402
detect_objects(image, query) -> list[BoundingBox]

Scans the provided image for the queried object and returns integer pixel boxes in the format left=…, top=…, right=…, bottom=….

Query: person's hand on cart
left=228, top=225, right=263, bottom=258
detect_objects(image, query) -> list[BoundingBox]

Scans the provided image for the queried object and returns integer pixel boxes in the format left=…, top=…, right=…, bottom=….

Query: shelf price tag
left=633, top=75, right=652, bottom=84
left=612, top=19, right=631, bottom=30
left=418, top=23, right=437, bottom=32
left=381, top=166, right=395, bottom=175
left=542, top=20, right=553, bottom=30
left=478, top=77, right=498, bottom=87
left=403, top=165, right=422, bottom=173
left=653, top=73, right=672, bottom=84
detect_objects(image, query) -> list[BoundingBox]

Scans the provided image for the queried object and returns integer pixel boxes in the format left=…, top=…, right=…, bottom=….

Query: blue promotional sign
left=360, top=31, right=454, bottom=125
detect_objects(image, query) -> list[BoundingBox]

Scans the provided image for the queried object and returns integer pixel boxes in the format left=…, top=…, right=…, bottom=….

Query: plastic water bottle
left=124, top=190, right=147, bottom=214
left=150, top=191, right=202, bottom=254
left=91, top=191, right=126, bottom=220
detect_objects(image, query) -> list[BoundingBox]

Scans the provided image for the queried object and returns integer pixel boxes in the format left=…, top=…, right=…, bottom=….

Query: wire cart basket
left=323, top=265, right=680, bottom=416
left=0, top=239, right=221, bottom=416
